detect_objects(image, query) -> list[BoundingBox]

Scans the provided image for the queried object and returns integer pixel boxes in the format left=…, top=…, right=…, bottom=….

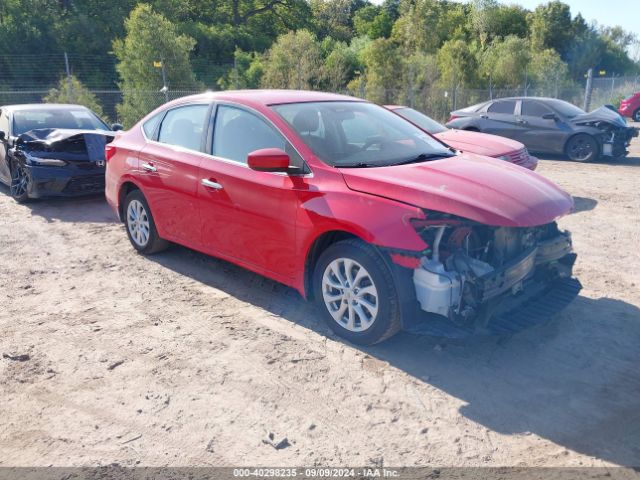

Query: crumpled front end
left=598, top=124, right=639, bottom=158
left=12, top=128, right=114, bottom=198
left=408, top=214, right=580, bottom=336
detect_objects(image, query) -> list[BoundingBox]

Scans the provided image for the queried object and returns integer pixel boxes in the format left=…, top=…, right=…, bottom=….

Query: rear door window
left=157, top=104, right=209, bottom=152
left=488, top=101, right=516, bottom=115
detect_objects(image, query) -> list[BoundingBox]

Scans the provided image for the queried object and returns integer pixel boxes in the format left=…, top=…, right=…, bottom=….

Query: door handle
left=201, top=178, right=223, bottom=190
left=141, top=162, right=157, bottom=172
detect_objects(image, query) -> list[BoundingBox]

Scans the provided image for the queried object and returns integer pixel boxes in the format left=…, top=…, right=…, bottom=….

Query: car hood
left=571, top=106, right=627, bottom=127
left=15, top=128, right=115, bottom=162
left=339, top=154, right=573, bottom=227
left=434, top=129, right=523, bottom=157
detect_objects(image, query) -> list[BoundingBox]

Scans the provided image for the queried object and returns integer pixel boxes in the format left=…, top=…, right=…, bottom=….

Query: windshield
left=272, top=101, right=454, bottom=168
left=393, top=107, right=448, bottom=134
left=545, top=99, right=585, bottom=118
left=12, top=108, right=109, bottom=135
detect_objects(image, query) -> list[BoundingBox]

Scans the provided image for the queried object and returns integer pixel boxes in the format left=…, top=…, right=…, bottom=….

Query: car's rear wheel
left=633, top=108, right=640, bottom=122
left=124, top=190, right=168, bottom=254
left=10, top=162, right=30, bottom=203
left=313, top=239, right=401, bottom=345
left=566, top=134, right=599, bottom=162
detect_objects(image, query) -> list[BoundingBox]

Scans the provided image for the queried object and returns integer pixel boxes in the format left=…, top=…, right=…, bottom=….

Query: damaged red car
left=106, top=91, right=581, bottom=345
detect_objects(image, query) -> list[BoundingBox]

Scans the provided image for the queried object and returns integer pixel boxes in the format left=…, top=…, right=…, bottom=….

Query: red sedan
left=619, top=92, right=640, bottom=122
left=106, top=90, right=579, bottom=344
left=386, top=105, right=538, bottom=170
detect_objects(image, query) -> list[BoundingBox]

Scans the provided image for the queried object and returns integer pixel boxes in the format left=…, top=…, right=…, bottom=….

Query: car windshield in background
left=12, top=108, right=109, bottom=135
left=272, top=101, right=453, bottom=168
left=545, top=100, right=585, bottom=118
left=393, top=107, right=448, bottom=134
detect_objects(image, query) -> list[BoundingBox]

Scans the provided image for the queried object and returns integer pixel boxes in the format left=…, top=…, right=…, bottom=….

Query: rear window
left=488, top=101, right=516, bottom=114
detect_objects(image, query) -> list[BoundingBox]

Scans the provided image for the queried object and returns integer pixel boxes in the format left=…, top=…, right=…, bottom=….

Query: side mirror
left=0, top=131, right=5, bottom=141
left=542, top=113, right=557, bottom=121
left=111, top=123, right=124, bottom=131
left=247, top=148, right=290, bottom=173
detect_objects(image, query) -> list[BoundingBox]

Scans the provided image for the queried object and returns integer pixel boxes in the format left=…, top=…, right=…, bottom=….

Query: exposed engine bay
left=573, top=106, right=639, bottom=158
left=411, top=216, right=577, bottom=330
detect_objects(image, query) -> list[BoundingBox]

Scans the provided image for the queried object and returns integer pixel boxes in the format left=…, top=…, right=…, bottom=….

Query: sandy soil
left=1, top=125, right=639, bottom=468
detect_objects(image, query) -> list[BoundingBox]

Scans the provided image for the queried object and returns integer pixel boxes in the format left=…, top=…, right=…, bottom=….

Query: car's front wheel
left=633, top=108, right=640, bottom=122
left=566, top=134, right=599, bottom=162
left=313, top=239, right=401, bottom=345
left=124, top=189, right=168, bottom=254
left=10, top=162, right=30, bottom=203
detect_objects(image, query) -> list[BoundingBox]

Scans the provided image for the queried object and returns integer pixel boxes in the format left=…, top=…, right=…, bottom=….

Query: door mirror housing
left=0, top=130, right=5, bottom=141
left=111, top=123, right=124, bottom=131
left=247, top=148, right=290, bottom=173
left=542, top=113, right=558, bottom=121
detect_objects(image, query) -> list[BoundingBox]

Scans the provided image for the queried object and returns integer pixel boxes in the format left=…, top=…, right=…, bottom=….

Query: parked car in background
left=106, top=90, right=580, bottom=345
left=619, top=92, right=640, bottom=122
left=0, top=104, right=119, bottom=202
left=386, top=105, right=537, bottom=170
left=446, top=97, right=639, bottom=162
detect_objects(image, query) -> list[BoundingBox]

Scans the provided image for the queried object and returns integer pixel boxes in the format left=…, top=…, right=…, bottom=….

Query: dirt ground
left=1, top=125, right=639, bottom=468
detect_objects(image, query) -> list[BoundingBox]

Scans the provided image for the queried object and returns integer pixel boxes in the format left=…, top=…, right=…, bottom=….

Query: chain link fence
left=1, top=76, right=638, bottom=125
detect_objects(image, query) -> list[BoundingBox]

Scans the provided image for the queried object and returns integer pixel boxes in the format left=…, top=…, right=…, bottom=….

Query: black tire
left=565, top=134, right=599, bottom=162
left=313, top=239, right=401, bottom=345
left=633, top=108, right=640, bottom=123
left=123, top=189, right=169, bottom=254
left=9, top=162, right=30, bottom=203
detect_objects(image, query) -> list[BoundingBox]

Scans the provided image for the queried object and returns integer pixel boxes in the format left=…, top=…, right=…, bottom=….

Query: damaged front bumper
left=407, top=227, right=580, bottom=337
left=22, top=163, right=106, bottom=198
left=601, top=126, right=639, bottom=157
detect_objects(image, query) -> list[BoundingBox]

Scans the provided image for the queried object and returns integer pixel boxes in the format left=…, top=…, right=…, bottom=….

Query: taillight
left=105, top=144, right=116, bottom=162
left=448, top=115, right=459, bottom=122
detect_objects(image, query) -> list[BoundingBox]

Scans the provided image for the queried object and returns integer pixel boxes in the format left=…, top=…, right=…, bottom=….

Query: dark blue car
left=0, top=104, right=120, bottom=202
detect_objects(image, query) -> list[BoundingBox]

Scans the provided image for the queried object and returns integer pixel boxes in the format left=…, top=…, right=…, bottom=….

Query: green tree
left=217, top=48, right=264, bottom=89
left=353, top=5, right=392, bottom=39
left=113, top=4, right=200, bottom=127
left=43, top=75, right=105, bottom=119
left=528, top=1, right=573, bottom=57
left=322, top=41, right=359, bottom=91
left=480, top=36, right=531, bottom=88
left=360, top=37, right=402, bottom=103
left=529, top=48, right=570, bottom=95
left=261, top=30, right=323, bottom=89
left=437, top=39, right=478, bottom=89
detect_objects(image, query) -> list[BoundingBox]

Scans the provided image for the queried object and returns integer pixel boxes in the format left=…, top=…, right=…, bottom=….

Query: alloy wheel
left=10, top=164, right=29, bottom=198
left=321, top=258, right=379, bottom=332
left=569, top=137, right=594, bottom=161
left=127, top=199, right=151, bottom=248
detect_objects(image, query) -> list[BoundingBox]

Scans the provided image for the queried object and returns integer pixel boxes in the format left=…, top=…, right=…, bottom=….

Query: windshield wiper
left=336, top=162, right=380, bottom=168
left=392, top=152, right=455, bottom=166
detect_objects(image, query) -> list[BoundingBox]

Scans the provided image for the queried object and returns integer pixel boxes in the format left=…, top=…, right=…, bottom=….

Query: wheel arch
left=117, top=180, right=142, bottom=222
left=303, top=230, right=364, bottom=300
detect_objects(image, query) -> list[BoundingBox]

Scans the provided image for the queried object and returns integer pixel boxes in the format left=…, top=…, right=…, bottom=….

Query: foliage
left=43, top=75, right=106, bottom=119
left=113, top=4, right=200, bottom=127
left=0, top=0, right=638, bottom=121
left=260, top=30, right=323, bottom=89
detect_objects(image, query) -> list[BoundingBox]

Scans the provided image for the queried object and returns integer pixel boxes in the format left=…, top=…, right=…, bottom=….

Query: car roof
left=168, top=90, right=362, bottom=108
left=0, top=103, right=92, bottom=112
left=488, top=97, right=568, bottom=103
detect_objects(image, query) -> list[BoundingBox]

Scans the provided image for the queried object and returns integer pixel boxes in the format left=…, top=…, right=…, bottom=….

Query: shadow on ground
left=149, top=244, right=640, bottom=467
left=572, top=196, right=598, bottom=213
left=0, top=184, right=116, bottom=223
